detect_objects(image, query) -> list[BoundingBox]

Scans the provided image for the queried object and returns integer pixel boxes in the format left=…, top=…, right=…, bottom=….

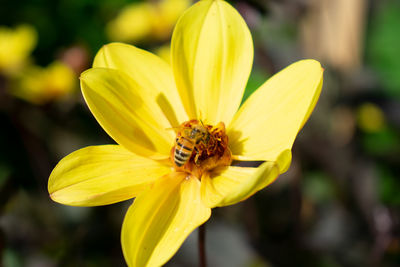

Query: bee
left=173, top=121, right=210, bottom=167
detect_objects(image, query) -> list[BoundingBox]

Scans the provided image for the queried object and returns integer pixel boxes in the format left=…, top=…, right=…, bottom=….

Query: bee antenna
left=199, top=110, right=203, bottom=121
left=200, top=119, right=205, bottom=127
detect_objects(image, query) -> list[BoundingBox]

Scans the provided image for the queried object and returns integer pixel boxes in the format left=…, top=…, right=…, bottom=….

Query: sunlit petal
left=201, top=161, right=279, bottom=208
left=81, top=68, right=176, bottom=157
left=93, top=42, right=187, bottom=127
left=171, top=0, right=253, bottom=124
left=228, top=60, right=323, bottom=171
left=122, top=172, right=211, bottom=267
left=48, top=145, right=170, bottom=206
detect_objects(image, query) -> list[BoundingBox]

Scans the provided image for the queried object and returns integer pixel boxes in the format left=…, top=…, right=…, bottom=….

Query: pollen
left=170, top=119, right=232, bottom=178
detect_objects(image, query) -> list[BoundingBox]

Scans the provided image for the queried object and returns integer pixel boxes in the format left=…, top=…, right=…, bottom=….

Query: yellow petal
left=275, top=149, right=292, bottom=174
left=228, top=60, right=323, bottom=170
left=48, top=145, right=170, bottom=206
left=122, top=172, right=211, bottom=267
left=201, top=161, right=279, bottom=208
left=171, top=0, right=253, bottom=124
left=80, top=68, right=175, bottom=157
left=93, top=43, right=187, bottom=127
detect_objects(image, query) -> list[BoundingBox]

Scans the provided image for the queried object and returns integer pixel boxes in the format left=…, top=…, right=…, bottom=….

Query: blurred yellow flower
left=0, top=25, right=37, bottom=75
left=107, top=0, right=191, bottom=43
left=11, top=61, right=76, bottom=105
left=154, top=44, right=171, bottom=63
left=49, top=0, right=323, bottom=266
left=357, top=102, right=386, bottom=133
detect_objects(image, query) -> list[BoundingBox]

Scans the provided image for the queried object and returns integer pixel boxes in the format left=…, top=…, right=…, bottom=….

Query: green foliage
left=303, top=171, right=336, bottom=204
left=241, top=69, right=269, bottom=105
left=2, top=249, right=23, bottom=267
left=367, top=0, right=400, bottom=99
left=0, top=163, right=11, bottom=189
left=378, top=165, right=400, bottom=206
left=361, top=127, right=400, bottom=156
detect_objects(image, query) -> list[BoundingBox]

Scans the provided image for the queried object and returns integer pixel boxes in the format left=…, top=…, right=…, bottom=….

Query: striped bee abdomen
left=174, top=137, right=194, bottom=167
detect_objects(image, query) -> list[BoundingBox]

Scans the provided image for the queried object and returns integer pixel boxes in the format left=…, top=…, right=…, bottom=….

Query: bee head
left=189, top=125, right=208, bottom=141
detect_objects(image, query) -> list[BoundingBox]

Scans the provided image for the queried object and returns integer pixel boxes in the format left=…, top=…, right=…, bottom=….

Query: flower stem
left=198, top=223, right=207, bottom=267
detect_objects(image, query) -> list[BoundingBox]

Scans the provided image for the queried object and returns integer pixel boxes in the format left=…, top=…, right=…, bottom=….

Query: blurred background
left=0, top=0, right=399, bottom=266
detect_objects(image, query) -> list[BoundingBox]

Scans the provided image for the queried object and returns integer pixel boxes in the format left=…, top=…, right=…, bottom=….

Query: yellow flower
left=0, top=25, right=37, bottom=75
left=106, top=0, right=191, bottom=43
left=48, top=0, right=323, bottom=266
left=10, top=61, right=76, bottom=105
left=357, top=102, right=386, bottom=133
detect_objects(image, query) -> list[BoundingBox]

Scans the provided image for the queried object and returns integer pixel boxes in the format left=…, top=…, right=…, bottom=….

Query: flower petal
left=93, top=42, right=188, bottom=127
left=122, top=172, right=211, bottom=267
left=81, top=67, right=176, bottom=157
left=48, top=145, right=170, bottom=206
left=171, top=0, right=253, bottom=125
left=228, top=60, right=323, bottom=170
left=201, top=161, right=279, bottom=208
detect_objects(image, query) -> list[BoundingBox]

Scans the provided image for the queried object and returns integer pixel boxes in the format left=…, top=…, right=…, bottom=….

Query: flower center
left=170, top=119, right=232, bottom=178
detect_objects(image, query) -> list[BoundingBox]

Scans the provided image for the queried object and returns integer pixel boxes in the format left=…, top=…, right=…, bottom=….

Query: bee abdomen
left=174, top=140, right=193, bottom=167
left=174, top=149, right=190, bottom=167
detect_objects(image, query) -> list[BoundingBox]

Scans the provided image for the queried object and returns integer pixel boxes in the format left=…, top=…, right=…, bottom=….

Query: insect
left=173, top=121, right=211, bottom=167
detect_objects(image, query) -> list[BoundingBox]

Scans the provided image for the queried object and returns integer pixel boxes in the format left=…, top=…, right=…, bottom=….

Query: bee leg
left=194, top=147, right=201, bottom=165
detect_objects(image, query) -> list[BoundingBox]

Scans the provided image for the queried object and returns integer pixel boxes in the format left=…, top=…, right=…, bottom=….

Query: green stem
left=198, top=223, right=207, bottom=267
